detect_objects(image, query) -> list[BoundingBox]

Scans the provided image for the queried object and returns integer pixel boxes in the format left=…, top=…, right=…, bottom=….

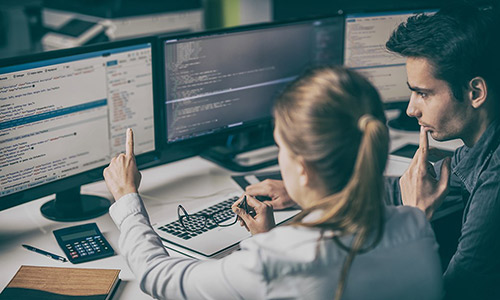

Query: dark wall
left=273, top=0, right=499, bottom=21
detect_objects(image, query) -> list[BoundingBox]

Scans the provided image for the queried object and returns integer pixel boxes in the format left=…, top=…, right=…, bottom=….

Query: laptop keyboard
left=157, top=196, right=239, bottom=240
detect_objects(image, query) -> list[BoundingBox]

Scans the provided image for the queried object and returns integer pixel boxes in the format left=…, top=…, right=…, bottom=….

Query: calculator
left=53, top=223, right=114, bottom=264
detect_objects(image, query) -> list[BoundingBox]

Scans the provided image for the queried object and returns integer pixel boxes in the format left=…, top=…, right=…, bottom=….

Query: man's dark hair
left=386, top=3, right=500, bottom=101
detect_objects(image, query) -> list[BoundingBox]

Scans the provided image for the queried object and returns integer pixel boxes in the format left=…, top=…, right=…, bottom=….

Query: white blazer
left=110, top=194, right=443, bottom=300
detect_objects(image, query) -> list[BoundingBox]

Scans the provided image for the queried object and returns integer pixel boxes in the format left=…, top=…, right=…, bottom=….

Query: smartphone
left=391, top=144, right=454, bottom=163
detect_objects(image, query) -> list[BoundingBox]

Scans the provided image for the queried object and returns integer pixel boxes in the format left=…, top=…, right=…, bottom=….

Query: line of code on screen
left=163, top=18, right=343, bottom=142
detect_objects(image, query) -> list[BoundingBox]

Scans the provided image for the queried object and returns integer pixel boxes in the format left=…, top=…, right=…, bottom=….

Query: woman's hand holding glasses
left=232, top=195, right=276, bottom=235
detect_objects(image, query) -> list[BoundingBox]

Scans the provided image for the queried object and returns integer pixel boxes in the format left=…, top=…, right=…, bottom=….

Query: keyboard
left=157, top=196, right=239, bottom=240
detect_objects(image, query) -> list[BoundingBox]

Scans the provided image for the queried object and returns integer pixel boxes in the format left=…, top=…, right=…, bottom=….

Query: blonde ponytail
left=332, top=116, right=389, bottom=300
left=274, top=66, right=389, bottom=300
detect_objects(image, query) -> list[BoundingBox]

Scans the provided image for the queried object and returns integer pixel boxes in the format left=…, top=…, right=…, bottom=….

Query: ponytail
left=332, top=115, right=389, bottom=300
left=274, top=66, right=389, bottom=299
left=291, top=116, right=389, bottom=300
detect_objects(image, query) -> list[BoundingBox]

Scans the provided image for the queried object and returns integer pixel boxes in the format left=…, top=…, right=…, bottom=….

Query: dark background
left=1, top=0, right=497, bottom=59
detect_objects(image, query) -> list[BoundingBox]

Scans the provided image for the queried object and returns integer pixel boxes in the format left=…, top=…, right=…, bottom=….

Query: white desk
left=0, top=126, right=463, bottom=299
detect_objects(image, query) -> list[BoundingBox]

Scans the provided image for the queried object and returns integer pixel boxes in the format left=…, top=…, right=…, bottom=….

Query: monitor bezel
left=342, top=6, right=439, bottom=16
left=157, top=14, right=345, bottom=155
left=0, top=36, right=162, bottom=210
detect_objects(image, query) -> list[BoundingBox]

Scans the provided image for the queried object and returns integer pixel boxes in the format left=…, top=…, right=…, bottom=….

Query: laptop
left=152, top=172, right=299, bottom=259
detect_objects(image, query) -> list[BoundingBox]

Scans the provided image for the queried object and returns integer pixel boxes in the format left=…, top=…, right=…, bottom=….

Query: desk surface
left=0, top=127, right=463, bottom=299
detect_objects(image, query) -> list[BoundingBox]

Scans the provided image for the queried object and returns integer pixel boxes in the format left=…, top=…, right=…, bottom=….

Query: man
left=247, top=4, right=500, bottom=299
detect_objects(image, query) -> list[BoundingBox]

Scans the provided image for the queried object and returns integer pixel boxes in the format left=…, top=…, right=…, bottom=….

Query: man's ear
left=468, top=77, right=487, bottom=109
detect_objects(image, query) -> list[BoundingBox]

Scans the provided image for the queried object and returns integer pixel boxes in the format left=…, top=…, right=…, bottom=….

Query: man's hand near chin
left=400, top=126, right=451, bottom=219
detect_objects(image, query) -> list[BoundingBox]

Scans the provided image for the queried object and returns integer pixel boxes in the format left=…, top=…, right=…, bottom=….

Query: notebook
left=231, top=170, right=283, bottom=192
left=0, top=265, right=120, bottom=300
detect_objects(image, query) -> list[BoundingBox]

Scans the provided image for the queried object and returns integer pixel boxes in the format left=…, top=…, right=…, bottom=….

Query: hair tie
left=358, top=115, right=375, bottom=132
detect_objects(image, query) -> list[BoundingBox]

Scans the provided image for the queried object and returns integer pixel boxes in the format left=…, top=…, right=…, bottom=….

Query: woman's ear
left=296, top=156, right=309, bottom=187
left=297, top=156, right=316, bottom=188
left=468, top=77, right=487, bottom=109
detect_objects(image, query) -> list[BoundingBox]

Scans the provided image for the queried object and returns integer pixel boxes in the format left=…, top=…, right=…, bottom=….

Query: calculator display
left=61, top=229, right=98, bottom=241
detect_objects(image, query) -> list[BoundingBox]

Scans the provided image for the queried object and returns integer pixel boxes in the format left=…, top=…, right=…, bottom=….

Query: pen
left=239, top=195, right=249, bottom=213
left=22, top=244, right=67, bottom=262
left=238, top=195, right=256, bottom=217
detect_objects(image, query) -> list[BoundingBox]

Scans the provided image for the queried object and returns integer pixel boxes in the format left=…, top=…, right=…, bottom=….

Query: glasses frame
left=177, top=196, right=251, bottom=232
left=177, top=205, right=238, bottom=232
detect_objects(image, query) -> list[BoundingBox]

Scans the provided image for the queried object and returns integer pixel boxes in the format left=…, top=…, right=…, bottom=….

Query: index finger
left=418, top=126, right=429, bottom=162
left=231, top=195, right=245, bottom=210
left=126, top=128, right=134, bottom=157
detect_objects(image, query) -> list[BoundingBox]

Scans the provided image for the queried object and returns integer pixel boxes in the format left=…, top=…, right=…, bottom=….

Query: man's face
left=405, top=57, right=472, bottom=141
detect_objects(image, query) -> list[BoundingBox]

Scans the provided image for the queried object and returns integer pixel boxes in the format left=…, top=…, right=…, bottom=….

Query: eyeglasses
left=177, top=196, right=251, bottom=233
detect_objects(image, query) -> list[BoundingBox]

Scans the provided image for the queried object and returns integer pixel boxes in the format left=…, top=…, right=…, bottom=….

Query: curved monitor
left=344, top=9, right=437, bottom=130
left=0, top=37, right=160, bottom=221
left=160, top=16, right=344, bottom=170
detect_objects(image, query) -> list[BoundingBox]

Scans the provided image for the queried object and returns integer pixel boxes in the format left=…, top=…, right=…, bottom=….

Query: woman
left=104, top=66, right=443, bottom=299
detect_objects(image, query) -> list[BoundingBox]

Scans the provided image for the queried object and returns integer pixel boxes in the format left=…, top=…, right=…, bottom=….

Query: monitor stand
left=41, top=186, right=110, bottom=222
left=201, top=126, right=278, bottom=172
left=202, top=144, right=278, bottom=172
left=388, top=109, right=420, bottom=131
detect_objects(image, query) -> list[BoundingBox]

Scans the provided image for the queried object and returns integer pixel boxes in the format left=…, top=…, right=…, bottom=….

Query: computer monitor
left=344, top=9, right=437, bottom=131
left=0, top=37, right=159, bottom=221
left=160, top=16, right=344, bottom=171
